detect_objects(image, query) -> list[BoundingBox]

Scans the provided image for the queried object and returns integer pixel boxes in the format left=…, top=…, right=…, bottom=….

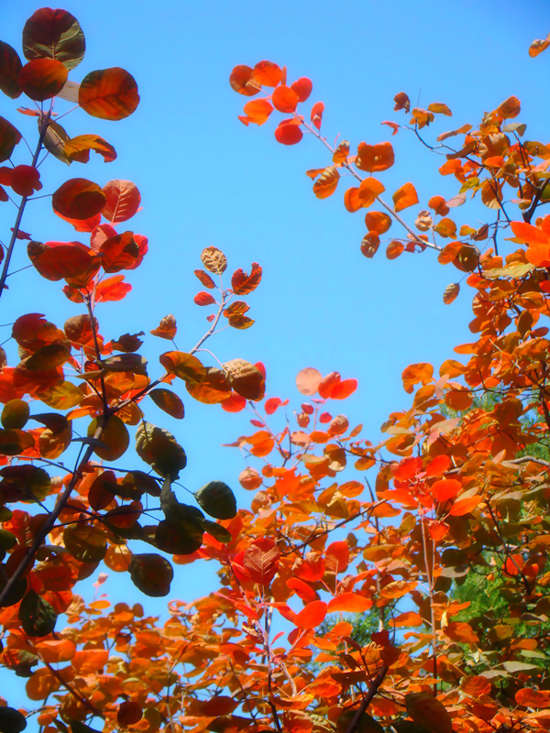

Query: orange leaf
left=443, top=282, right=459, bottom=304
left=449, top=494, right=483, bottom=516
left=357, top=177, right=385, bottom=207
left=392, top=182, right=418, bottom=212
left=393, top=91, right=410, bottom=112
left=386, top=240, right=404, bottom=260
left=295, top=600, right=327, bottom=629
left=495, top=95, right=520, bottom=119
left=252, top=60, right=283, bottom=87
left=242, top=98, right=273, bottom=125
left=428, top=195, right=450, bottom=215
left=432, top=478, right=461, bottom=502
left=327, top=593, right=372, bottom=613
left=272, top=84, right=299, bottom=113
left=35, top=638, right=75, bottom=663
left=79, top=67, right=140, bottom=120
left=529, top=33, right=550, bottom=58
left=516, top=688, right=550, bottom=707
left=18, top=58, right=67, bottom=100
left=344, top=187, right=363, bottom=212
left=72, top=648, right=109, bottom=674
left=444, top=621, right=479, bottom=644
left=365, top=211, right=392, bottom=234
left=402, top=362, right=433, bottom=393
left=356, top=141, right=394, bottom=172
left=312, top=166, right=340, bottom=199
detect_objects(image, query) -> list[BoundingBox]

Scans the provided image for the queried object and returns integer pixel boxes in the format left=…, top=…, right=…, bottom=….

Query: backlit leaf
left=242, top=537, right=279, bottom=585
left=328, top=593, right=373, bottom=613
left=231, top=262, right=262, bottom=294
left=313, top=166, right=340, bottom=199
left=149, top=388, right=185, bottom=419
left=52, top=178, right=106, bottom=220
left=79, top=67, right=139, bottom=120
left=151, top=314, right=177, bottom=340
left=356, top=141, right=395, bottom=172
left=201, top=246, right=227, bottom=274
left=186, top=368, right=232, bottom=404
left=295, top=600, right=327, bottom=629
left=160, top=351, right=206, bottom=383
left=22, top=8, right=85, bottom=69
left=443, top=282, right=459, bottom=304
left=272, top=84, right=299, bottom=113
left=275, top=119, right=303, bottom=145
left=18, top=58, right=67, bottom=100
left=102, top=179, right=141, bottom=222
left=88, top=415, right=129, bottom=461
left=393, top=182, right=418, bottom=212
left=241, top=98, right=273, bottom=125
left=63, top=523, right=107, bottom=562
left=64, top=134, right=116, bottom=163
left=229, top=65, right=261, bottom=96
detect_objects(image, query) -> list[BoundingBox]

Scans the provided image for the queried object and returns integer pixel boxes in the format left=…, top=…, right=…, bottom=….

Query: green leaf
left=135, top=422, right=187, bottom=479
left=129, top=553, right=173, bottom=596
left=201, top=519, right=232, bottom=544
left=196, top=481, right=237, bottom=519
left=19, top=591, right=57, bottom=636
left=1, top=399, right=29, bottom=430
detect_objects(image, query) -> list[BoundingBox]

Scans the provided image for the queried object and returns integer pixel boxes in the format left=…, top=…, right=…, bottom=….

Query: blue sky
left=2, top=0, right=550, bottom=710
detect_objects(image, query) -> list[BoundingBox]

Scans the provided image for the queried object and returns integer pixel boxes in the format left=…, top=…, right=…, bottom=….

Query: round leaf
left=52, top=178, right=106, bottom=220
left=22, top=8, right=85, bottom=70
left=196, top=481, right=237, bottom=519
left=79, top=67, right=139, bottom=120
left=88, top=415, right=129, bottom=461
left=129, top=553, right=173, bottom=596
left=149, top=388, right=185, bottom=419
left=63, top=523, right=107, bottom=562
left=18, top=58, right=67, bottom=101
left=135, top=421, right=187, bottom=479
left=0, top=41, right=23, bottom=98
left=1, top=399, right=29, bottom=429
left=19, top=590, right=57, bottom=637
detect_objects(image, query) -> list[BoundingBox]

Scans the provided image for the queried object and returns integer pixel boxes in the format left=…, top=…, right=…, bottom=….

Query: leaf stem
left=0, top=109, right=51, bottom=300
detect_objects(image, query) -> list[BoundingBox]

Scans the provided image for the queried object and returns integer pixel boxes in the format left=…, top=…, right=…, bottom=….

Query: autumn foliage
left=0, top=8, right=549, bottom=733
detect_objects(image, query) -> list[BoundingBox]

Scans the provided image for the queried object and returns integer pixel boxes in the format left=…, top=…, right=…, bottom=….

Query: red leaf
left=272, top=85, right=299, bottom=113
left=102, top=179, right=141, bottom=223
left=194, top=269, right=216, bottom=288
left=231, top=262, right=262, bottom=294
left=381, top=120, right=400, bottom=135
left=94, top=275, right=131, bottom=302
left=242, top=538, right=280, bottom=586
left=310, top=102, right=324, bottom=130
left=242, top=98, right=273, bottom=125
left=265, top=397, right=288, bottom=414
left=18, top=58, right=67, bottom=101
left=194, top=291, right=216, bottom=306
left=318, top=372, right=357, bottom=399
left=275, top=119, right=303, bottom=145
left=52, top=178, right=106, bottom=220
left=295, top=600, right=327, bottom=629
left=100, top=231, right=148, bottom=272
left=221, top=393, right=247, bottom=412
left=327, top=593, right=372, bottom=613
left=286, top=577, right=318, bottom=602
left=291, top=77, right=312, bottom=102
left=230, top=65, right=261, bottom=96
left=28, top=241, right=99, bottom=285
left=252, top=60, right=283, bottom=87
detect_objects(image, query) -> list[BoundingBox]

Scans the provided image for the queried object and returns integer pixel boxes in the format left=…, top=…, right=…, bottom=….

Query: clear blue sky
left=2, top=0, right=550, bottom=709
